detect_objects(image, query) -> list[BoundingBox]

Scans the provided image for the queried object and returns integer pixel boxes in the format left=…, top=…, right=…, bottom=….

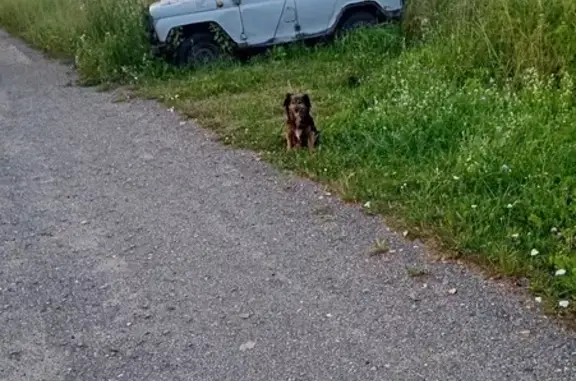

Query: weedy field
left=2, top=0, right=576, bottom=318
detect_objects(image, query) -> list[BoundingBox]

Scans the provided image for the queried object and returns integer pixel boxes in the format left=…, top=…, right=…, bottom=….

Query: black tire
left=338, top=11, right=379, bottom=33
left=174, top=32, right=222, bottom=67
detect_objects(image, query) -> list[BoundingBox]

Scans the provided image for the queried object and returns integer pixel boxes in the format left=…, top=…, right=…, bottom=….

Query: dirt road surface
left=1, top=30, right=575, bottom=381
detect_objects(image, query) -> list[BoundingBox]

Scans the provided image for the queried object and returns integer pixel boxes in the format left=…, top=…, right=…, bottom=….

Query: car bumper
left=387, top=8, right=404, bottom=21
left=143, top=9, right=166, bottom=57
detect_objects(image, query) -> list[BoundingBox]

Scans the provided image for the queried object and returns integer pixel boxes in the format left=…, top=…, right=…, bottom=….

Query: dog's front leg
left=294, top=129, right=303, bottom=148
left=286, top=129, right=294, bottom=150
left=307, top=132, right=317, bottom=153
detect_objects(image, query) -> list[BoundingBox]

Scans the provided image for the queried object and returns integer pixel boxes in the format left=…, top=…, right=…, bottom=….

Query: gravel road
left=1, top=30, right=575, bottom=381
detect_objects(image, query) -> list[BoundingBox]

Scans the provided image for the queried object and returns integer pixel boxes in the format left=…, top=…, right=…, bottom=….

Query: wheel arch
left=333, top=1, right=389, bottom=31
left=154, top=12, right=244, bottom=45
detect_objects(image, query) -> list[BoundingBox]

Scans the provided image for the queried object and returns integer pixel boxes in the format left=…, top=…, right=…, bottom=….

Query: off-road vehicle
left=144, top=0, right=404, bottom=66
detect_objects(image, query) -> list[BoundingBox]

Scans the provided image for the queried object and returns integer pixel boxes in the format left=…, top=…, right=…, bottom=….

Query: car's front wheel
left=174, top=33, right=222, bottom=67
left=338, top=11, right=379, bottom=33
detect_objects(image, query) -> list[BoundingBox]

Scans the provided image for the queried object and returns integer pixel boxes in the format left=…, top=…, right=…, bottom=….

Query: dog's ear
left=302, top=93, right=311, bottom=110
left=283, top=93, right=292, bottom=109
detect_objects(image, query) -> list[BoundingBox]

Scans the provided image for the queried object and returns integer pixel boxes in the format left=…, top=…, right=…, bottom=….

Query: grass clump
left=0, top=0, right=575, bottom=316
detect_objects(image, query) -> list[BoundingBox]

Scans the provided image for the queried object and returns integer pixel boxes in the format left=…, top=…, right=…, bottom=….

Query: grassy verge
left=1, top=0, right=575, bottom=318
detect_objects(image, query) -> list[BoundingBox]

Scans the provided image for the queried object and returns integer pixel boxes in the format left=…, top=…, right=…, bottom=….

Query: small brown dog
left=283, top=92, right=320, bottom=153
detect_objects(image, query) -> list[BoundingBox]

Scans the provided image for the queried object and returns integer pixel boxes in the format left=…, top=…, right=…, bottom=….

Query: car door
left=274, top=0, right=299, bottom=43
left=237, top=0, right=291, bottom=45
left=293, top=0, right=335, bottom=37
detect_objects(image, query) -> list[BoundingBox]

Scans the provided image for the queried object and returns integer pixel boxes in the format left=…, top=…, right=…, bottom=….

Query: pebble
left=239, top=341, right=256, bottom=351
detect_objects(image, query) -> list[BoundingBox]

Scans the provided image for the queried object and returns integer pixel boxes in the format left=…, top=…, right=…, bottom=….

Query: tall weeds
left=74, top=0, right=151, bottom=84
left=403, top=0, right=576, bottom=81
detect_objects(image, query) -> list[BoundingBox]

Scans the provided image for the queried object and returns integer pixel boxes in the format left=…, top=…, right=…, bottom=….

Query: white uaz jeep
left=144, top=0, right=404, bottom=66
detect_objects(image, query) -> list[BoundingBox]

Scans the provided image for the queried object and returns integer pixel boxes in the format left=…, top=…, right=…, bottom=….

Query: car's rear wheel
left=338, top=11, right=379, bottom=33
left=174, top=33, right=222, bottom=67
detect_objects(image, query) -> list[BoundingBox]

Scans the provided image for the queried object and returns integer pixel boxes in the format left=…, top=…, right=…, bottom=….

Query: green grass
left=1, top=0, right=575, bottom=319
left=403, top=0, right=576, bottom=82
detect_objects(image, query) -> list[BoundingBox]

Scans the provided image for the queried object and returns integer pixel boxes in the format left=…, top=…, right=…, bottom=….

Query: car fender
left=152, top=8, right=243, bottom=44
left=327, top=0, right=403, bottom=32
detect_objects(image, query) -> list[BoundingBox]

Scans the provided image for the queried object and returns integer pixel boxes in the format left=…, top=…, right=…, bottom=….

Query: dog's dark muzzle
left=294, top=107, right=309, bottom=120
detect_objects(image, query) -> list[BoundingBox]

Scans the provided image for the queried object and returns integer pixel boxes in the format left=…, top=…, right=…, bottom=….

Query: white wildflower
left=453, top=176, right=460, bottom=180
left=530, top=249, right=539, bottom=256
left=534, top=297, right=542, bottom=303
left=507, top=204, right=513, bottom=209
left=559, top=300, right=570, bottom=308
left=555, top=269, right=567, bottom=276
left=511, top=233, right=519, bottom=239
left=471, top=204, right=478, bottom=209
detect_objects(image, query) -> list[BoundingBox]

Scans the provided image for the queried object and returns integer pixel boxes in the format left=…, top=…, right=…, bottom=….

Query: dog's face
left=284, top=93, right=311, bottom=125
